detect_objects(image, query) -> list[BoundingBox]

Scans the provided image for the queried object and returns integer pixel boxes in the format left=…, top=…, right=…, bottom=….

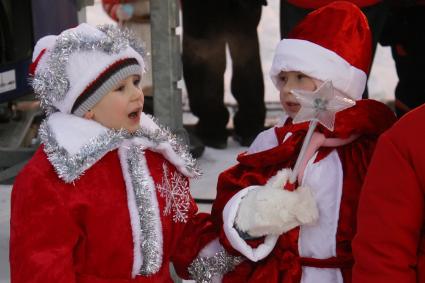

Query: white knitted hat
left=30, top=23, right=145, bottom=116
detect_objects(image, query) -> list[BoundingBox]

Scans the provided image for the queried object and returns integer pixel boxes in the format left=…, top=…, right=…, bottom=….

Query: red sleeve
left=352, top=133, right=424, bottom=283
left=166, top=170, right=218, bottom=279
left=171, top=209, right=218, bottom=279
left=172, top=161, right=269, bottom=278
left=212, top=164, right=270, bottom=254
left=10, top=166, right=80, bottom=283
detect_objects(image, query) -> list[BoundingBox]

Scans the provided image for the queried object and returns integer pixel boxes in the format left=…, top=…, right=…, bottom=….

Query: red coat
left=9, top=113, right=216, bottom=283
left=211, top=100, right=396, bottom=283
left=286, top=0, right=381, bottom=9
left=352, top=104, right=425, bottom=283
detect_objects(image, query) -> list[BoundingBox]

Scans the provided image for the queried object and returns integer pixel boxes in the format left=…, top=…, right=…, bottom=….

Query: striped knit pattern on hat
left=71, top=58, right=141, bottom=116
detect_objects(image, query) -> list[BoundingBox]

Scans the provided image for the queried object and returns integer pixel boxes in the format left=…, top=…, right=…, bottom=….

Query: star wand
left=287, top=80, right=356, bottom=186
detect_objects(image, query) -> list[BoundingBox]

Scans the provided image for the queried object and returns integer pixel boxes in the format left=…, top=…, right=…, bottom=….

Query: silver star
left=291, top=80, right=356, bottom=131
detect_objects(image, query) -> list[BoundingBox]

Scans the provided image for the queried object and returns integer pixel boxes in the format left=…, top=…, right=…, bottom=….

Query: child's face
left=278, top=71, right=316, bottom=118
left=85, top=75, right=144, bottom=133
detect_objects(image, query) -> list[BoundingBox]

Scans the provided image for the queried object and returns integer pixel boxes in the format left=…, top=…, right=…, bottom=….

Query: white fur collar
left=45, top=112, right=162, bottom=154
left=40, top=112, right=199, bottom=183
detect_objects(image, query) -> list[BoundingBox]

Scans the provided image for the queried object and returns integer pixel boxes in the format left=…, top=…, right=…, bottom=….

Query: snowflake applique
left=157, top=163, right=191, bottom=223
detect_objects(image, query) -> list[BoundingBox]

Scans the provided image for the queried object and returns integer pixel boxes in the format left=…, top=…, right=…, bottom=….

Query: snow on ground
left=0, top=0, right=398, bottom=281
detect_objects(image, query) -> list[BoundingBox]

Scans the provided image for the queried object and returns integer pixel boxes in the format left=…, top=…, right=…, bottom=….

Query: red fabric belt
left=300, top=255, right=354, bottom=269
left=277, top=249, right=353, bottom=270
left=271, top=250, right=353, bottom=283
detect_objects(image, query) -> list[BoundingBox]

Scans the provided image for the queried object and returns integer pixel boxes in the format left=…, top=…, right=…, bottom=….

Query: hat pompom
left=32, top=35, right=56, bottom=62
left=29, top=35, right=57, bottom=76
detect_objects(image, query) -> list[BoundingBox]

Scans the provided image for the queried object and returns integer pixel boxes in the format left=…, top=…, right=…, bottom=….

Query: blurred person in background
left=181, top=0, right=267, bottom=149
left=378, top=0, right=425, bottom=117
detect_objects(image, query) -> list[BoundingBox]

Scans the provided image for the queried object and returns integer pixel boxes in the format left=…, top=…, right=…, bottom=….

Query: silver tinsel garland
left=188, top=250, right=244, bottom=283
left=133, top=114, right=201, bottom=179
left=39, top=120, right=129, bottom=183
left=127, top=145, right=163, bottom=275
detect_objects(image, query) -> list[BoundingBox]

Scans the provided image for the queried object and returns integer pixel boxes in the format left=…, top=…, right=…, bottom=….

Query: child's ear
left=83, top=110, right=94, bottom=120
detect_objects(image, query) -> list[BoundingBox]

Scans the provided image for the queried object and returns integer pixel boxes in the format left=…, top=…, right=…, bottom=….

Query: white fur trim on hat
left=270, top=39, right=367, bottom=100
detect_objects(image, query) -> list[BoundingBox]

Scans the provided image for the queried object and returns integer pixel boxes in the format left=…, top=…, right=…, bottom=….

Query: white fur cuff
left=223, top=187, right=279, bottom=262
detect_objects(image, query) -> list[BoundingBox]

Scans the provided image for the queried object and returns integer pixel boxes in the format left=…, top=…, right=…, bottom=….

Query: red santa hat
left=30, top=23, right=145, bottom=116
left=270, top=1, right=372, bottom=100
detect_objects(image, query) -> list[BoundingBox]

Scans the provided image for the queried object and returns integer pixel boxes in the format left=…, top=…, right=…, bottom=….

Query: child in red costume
left=190, top=2, right=396, bottom=283
left=9, top=24, right=223, bottom=283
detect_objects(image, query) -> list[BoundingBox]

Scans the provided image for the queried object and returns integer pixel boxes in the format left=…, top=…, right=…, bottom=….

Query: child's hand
left=235, top=169, right=319, bottom=238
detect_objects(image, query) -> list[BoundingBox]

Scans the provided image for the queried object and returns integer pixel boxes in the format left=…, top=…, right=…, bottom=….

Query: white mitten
left=235, top=169, right=319, bottom=238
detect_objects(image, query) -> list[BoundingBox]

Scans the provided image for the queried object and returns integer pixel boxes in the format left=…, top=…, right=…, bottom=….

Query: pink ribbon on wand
left=284, top=81, right=356, bottom=188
